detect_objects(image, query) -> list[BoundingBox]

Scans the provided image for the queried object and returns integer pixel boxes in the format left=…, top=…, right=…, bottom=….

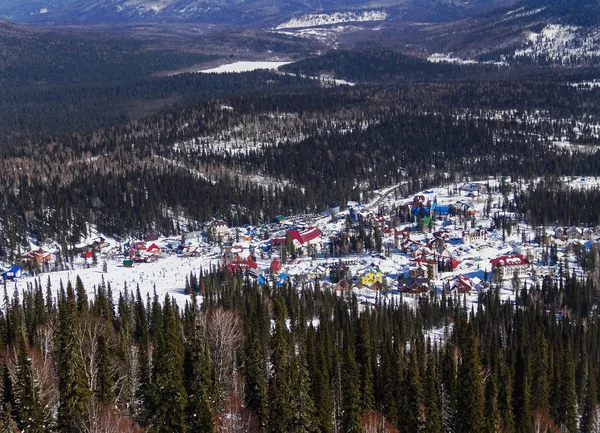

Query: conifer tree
left=292, top=342, right=317, bottom=433
left=95, top=333, right=114, bottom=403
left=559, top=346, right=578, bottom=433
left=150, top=295, right=188, bottom=433
left=484, top=371, right=500, bottom=433
left=244, top=334, right=267, bottom=427
left=531, top=336, right=550, bottom=414
left=269, top=298, right=292, bottom=433
left=455, top=322, right=484, bottom=433
left=14, top=336, right=47, bottom=433
left=424, top=355, right=441, bottom=433
left=313, top=341, right=333, bottom=433
left=75, top=276, right=88, bottom=315
left=513, top=345, right=532, bottom=433
left=57, top=281, right=91, bottom=433
left=184, top=307, right=215, bottom=433
left=400, top=347, right=423, bottom=433
left=357, top=314, right=375, bottom=412
left=341, top=342, right=361, bottom=433
left=581, top=361, right=597, bottom=433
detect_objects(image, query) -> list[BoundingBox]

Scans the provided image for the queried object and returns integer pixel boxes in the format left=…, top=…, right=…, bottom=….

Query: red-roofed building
left=146, top=243, right=162, bottom=254
left=270, top=258, right=282, bottom=274
left=226, top=256, right=258, bottom=273
left=271, top=227, right=322, bottom=246
left=446, top=275, right=473, bottom=294
left=21, top=248, right=53, bottom=264
left=491, top=255, right=530, bottom=279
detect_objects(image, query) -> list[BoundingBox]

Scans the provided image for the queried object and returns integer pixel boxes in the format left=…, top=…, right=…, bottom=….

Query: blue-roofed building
left=3, top=265, right=21, bottom=280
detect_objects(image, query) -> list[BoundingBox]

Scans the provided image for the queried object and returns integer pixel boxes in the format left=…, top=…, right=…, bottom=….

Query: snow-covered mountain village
left=4, top=176, right=596, bottom=312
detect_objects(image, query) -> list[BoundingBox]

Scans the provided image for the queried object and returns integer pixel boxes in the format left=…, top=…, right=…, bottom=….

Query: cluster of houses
left=3, top=180, right=600, bottom=305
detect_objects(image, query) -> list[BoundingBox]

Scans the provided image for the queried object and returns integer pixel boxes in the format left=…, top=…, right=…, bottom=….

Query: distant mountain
left=0, top=0, right=516, bottom=26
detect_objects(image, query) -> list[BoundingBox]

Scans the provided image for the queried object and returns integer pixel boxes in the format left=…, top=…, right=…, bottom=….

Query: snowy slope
left=275, top=10, right=387, bottom=29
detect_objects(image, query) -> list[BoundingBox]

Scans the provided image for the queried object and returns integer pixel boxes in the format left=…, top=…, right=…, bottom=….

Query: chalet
left=490, top=255, right=530, bottom=280
left=333, top=280, right=350, bottom=292
left=567, top=227, right=582, bottom=240
left=583, top=228, right=595, bottom=241
left=445, top=275, right=474, bottom=294
left=368, top=281, right=382, bottom=291
left=308, top=265, right=327, bottom=280
left=398, top=278, right=430, bottom=295
left=409, top=257, right=437, bottom=279
left=223, top=245, right=244, bottom=265
left=180, top=246, right=202, bottom=257
left=360, top=269, right=383, bottom=286
left=270, top=258, right=282, bottom=274
left=21, top=248, right=52, bottom=264
left=553, top=227, right=566, bottom=240
left=76, top=237, right=108, bottom=252
left=462, top=228, right=487, bottom=245
left=209, top=220, right=229, bottom=239
left=183, top=231, right=204, bottom=244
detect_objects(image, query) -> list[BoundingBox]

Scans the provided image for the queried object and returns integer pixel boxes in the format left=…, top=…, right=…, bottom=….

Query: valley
left=2, top=0, right=600, bottom=432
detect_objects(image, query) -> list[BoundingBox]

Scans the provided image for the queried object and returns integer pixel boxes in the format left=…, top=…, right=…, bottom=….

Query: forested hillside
left=4, top=71, right=600, bottom=258
left=0, top=267, right=597, bottom=432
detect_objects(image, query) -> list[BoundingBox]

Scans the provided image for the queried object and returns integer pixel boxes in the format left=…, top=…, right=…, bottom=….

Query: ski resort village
left=2, top=176, right=598, bottom=310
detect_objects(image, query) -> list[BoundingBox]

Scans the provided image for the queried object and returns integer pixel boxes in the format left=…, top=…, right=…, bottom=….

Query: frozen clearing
left=12, top=254, right=222, bottom=309
left=198, top=61, right=291, bottom=73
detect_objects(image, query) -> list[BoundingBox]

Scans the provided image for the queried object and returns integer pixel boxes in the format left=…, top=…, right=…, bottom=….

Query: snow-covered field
left=427, top=53, right=508, bottom=67
left=275, top=10, right=387, bottom=30
left=198, top=61, right=291, bottom=74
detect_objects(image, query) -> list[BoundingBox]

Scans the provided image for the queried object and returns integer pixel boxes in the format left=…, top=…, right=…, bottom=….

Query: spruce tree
left=484, top=371, right=500, bottom=433
left=57, top=281, right=91, bottom=433
left=559, top=346, right=577, bottom=433
left=268, top=298, right=292, bottom=433
left=581, top=362, right=597, bottom=433
left=357, top=314, right=375, bottom=412
left=424, top=355, right=441, bottom=433
left=292, top=343, right=317, bottom=433
left=95, top=333, right=114, bottom=403
left=150, top=295, right=188, bottom=433
left=244, top=334, right=267, bottom=427
left=341, top=342, right=361, bottom=433
left=455, top=322, right=484, bottom=433
left=14, top=336, right=47, bottom=433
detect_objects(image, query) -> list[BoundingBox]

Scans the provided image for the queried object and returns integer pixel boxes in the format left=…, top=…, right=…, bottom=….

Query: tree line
left=0, top=265, right=599, bottom=432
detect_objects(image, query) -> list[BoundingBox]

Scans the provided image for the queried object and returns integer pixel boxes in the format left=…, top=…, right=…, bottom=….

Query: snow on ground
left=427, top=53, right=508, bottom=66
left=514, top=24, right=600, bottom=63
left=273, top=24, right=379, bottom=48
left=12, top=254, right=221, bottom=309
left=5, top=176, right=598, bottom=315
left=275, top=10, right=387, bottom=29
left=198, top=61, right=292, bottom=74
left=501, top=6, right=545, bottom=22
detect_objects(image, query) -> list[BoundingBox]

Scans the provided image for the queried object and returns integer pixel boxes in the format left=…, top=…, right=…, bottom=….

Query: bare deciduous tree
left=78, top=401, right=144, bottom=433
left=203, top=308, right=243, bottom=409
left=361, top=411, right=399, bottom=433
